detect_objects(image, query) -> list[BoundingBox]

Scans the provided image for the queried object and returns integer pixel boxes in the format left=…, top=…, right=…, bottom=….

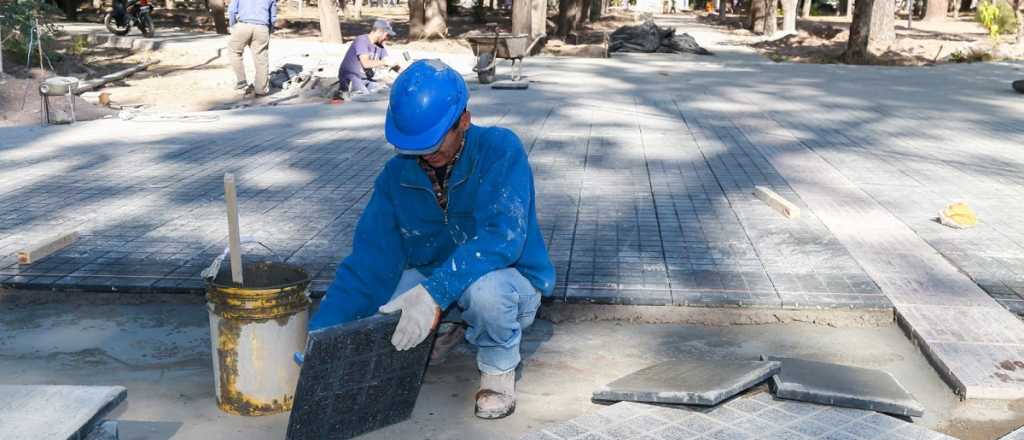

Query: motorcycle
left=104, top=0, right=155, bottom=37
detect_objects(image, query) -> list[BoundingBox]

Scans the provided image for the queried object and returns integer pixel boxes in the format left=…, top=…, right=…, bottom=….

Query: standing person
left=227, top=0, right=277, bottom=96
left=306, top=59, right=555, bottom=419
left=337, top=20, right=399, bottom=95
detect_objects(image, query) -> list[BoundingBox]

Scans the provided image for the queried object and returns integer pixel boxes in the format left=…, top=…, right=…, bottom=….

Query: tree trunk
left=319, top=0, right=343, bottom=43
left=846, top=0, right=853, bottom=16
left=782, top=0, right=797, bottom=31
left=591, top=0, right=602, bottom=20
left=59, top=0, right=81, bottom=19
left=950, top=0, right=959, bottom=17
left=558, top=0, right=582, bottom=37
left=410, top=0, right=447, bottom=38
left=210, top=0, right=229, bottom=34
left=353, top=0, right=362, bottom=19
left=1015, top=0, right=1023, bottom=45
left=165, top=0, right=175, bottom=9
left=923, top=0, right=947, bottom=20
left=578, top=0, right=592, bottom=25
left=410, top=0, right=424, bottom=37
left=801, top=0, right=811, bottom=17
left=718, top=0, right=727, bottom=15
left=749, top=0, right=777, bottom=34
left=844, top=0, right=895, bottom=63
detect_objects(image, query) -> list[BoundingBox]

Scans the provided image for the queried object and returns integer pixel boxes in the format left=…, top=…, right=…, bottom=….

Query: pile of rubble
left=609, top=20, right=713, bottom=55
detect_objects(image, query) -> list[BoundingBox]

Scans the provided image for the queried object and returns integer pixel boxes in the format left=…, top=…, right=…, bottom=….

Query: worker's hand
left=378, top=284, right=440, bottom=351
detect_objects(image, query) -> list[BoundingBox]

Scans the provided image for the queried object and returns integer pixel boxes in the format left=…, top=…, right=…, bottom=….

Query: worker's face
left=422, top=111, right=470, bottom=168
left=372, top=29, right=389, bottom=44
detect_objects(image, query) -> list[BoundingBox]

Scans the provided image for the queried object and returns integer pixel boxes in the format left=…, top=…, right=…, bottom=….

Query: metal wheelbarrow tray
left=468, top=29, right=546, bottom=84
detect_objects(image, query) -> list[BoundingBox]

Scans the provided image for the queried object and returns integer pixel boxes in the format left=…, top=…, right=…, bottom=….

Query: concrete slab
left=1002, top=425, right=1024, bottom=440
left=286, top=313, right=432, bottom=440
left=762, top=355, right=924, bottom=417
left=523, top=392, right=955, bottom=440
left=592, top=359, right=780, bottom=405
left=0, top=385, right=126, bottom=440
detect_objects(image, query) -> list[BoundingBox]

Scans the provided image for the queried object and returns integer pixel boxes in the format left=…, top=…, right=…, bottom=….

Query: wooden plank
left=753, top=185, right=801, bottom=219
left=17, top=231, right=79, bottom=265
left=224, top=174, right=243, bottom=284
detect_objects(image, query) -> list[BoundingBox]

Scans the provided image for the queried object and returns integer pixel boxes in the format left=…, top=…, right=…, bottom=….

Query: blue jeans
left=393, top=268, right=541, bottom=375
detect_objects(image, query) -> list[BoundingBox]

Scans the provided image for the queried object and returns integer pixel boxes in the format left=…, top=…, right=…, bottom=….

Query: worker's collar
left=401, top=127, right=474, bottom=191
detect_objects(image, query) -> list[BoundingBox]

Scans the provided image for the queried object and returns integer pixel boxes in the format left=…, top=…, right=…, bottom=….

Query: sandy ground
left=0, top=294, right=1023, bottom=439
left=694, top=11, right=1024, bottom=65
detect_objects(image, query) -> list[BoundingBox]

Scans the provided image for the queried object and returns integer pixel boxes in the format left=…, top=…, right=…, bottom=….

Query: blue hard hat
left=385, top=59, right=469, bottom=155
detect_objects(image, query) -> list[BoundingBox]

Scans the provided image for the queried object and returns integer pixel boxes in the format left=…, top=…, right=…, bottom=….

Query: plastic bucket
left=206, top=261, right=311, bottom=416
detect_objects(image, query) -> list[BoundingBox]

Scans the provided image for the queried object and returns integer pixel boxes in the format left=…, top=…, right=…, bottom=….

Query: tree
left=801, top=0, right=812, bottom=17
left=319, top=0, right=343, bottom=43
left=1010, top=0, right=1023, bottom=44
left=846, top=0, right=854, bottom=16
left=749, top=0, right=777, bottom=34
left=210, top=0, right=229, bottom=34
left=558, top=0, right=584, bottom=37
left=844, top=0, right=894, bottom=63
left=410, top=0, right=447, bottom=38
left=55, top=0, right=83, bottom=19
left=782, top=0, right=798, bottom=31
left=578, top=0, right=592, bottom=27
left=513, top=0, right=545, bottom=40
left=923, top=0, right=947, bottom=20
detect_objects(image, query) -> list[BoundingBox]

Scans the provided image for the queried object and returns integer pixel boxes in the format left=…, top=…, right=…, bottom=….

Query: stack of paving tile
left=286, top=313, right=433, bottom=440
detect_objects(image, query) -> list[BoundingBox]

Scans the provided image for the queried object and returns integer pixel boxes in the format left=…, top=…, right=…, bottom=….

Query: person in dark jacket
left=307, top=59, right=554, bottom=420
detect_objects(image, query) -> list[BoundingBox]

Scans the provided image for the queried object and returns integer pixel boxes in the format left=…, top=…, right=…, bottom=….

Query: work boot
left=233, top=80, right=249, bottom=91
left=475, top=370, right=516, bottom=419
left=429, top=323, right=466, bottom=366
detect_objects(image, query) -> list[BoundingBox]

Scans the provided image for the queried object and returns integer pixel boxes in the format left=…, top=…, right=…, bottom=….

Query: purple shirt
left=338, top=34, right=388, bottom=81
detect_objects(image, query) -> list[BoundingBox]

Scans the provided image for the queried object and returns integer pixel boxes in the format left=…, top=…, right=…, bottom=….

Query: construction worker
left=227, top=0, right=276, bottom=96
left=337, top=20, right=399, bottom=96
left=308, top=59, right=555, bottom=419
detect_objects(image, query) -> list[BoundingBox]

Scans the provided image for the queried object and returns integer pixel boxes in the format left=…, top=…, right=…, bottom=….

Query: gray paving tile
left=1001, top=425, right=1024, bottom=440
left=762, top=356, right=924, bottom=417
left=593, top=360, right=780, bottom=406
left=287, top=313, right=433, bottom=440
left=0, top=385, right=126, bottom=440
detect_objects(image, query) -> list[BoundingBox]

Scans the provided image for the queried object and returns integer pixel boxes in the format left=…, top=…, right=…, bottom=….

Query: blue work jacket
left=309, top=124, right=555, bottom=329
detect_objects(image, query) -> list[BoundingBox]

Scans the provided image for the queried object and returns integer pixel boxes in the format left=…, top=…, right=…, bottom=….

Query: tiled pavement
left=0, top=100, right=888, bottom=312
left=521, top=392, right=954, bottom=440
left=3, top=14, right=1024, bottom=401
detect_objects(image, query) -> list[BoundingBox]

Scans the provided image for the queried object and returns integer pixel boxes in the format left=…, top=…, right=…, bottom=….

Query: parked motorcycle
left=104, top=0, right=155, bottom=37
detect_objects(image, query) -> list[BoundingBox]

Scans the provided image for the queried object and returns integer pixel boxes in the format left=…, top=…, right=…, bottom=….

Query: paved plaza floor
left=2, top=15, right=1024, bottom=401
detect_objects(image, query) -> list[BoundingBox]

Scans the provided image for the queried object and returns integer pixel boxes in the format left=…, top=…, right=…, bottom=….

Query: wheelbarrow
left=468, top=24, right=546, bottom=86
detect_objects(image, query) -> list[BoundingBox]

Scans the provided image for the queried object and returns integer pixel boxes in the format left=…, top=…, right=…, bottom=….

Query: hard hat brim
left=385, top=102, right=463, bottom=155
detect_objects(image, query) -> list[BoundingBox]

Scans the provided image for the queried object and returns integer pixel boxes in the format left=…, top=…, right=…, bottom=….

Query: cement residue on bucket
left=206, top=260, right=311, bottom=416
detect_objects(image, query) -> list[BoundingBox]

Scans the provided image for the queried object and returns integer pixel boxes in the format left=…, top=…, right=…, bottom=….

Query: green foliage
left=949, top=47, right=994, bottom=62
left=0, top=0, right=63, bottom=66
left=976, top=0, right=1017, bottom=39
left=69, top=34, right=89, bottom=56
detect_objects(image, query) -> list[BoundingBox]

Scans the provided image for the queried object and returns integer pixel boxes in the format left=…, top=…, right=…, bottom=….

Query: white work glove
left=378, top=284, right=440, bottom=351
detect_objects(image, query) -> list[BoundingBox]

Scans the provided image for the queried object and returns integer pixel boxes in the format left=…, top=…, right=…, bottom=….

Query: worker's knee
left=458, top=268, right=539, bottom=333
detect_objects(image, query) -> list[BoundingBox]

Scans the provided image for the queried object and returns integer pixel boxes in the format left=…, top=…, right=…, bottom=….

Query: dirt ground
left=1, top=295, right=1023, bottom=439
left=698, top=11, right=1024, bottom=65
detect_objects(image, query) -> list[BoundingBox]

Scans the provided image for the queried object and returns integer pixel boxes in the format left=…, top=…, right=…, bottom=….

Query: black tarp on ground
left=609, top=20, right=713, bottom=55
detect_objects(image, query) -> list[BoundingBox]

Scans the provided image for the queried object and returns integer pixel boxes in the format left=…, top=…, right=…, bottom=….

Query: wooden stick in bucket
left=224, top=173, right=244, bottom=285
